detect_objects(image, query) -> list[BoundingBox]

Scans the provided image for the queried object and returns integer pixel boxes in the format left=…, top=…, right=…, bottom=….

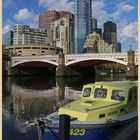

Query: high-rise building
left=92, top=18, right=97, bottom=30
left=83, top=32, right=113, bottom=53
left=51, top=13, right=74, bottom=54
left=59, top=11, right=73, bottom=17
left=39, top=10, right=74, bottom=45
left=92, top=18, right=102, bottom=38
left=39, top=10, right=60, bottom=44
left=3, top=30, right=13, bottom=46
left=116, top=42, right=121, bottom=52
left=103, top=21, right=117, bottom=52
left=13, top=24, right=48, bottom=45
left=75, top=0, right=92, bottom=53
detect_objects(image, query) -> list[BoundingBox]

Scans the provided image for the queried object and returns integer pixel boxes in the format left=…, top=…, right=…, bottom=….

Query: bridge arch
left=65, top=58, right=127, bottom=66
left=12, top=60, right=58, bottom=67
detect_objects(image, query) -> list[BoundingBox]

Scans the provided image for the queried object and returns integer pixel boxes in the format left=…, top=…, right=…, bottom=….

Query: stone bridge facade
left=10, top=50, right=138, bottom=77
left=11, top=52, right=138, bottom=67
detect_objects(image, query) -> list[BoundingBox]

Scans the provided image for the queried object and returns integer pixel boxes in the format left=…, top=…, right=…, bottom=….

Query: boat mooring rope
left=38, top=120, right=59, bottom=140
left=24, top=119, right=59, bottom=140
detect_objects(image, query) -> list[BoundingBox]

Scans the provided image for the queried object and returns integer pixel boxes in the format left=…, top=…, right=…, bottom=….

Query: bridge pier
left=126, top=47, right=137, bottom=78
left=6, top=60, right=12, bottom=76
left=56, top=66, right=96, bottom=77
left=56, top=77, right=65, bottom=99
left=56, top=54, right=87, bottom=76
left=56, top=54, right=65, bottom=76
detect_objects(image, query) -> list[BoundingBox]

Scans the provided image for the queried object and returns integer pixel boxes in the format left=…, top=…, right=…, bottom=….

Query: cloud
left=121, top=22, right=138, bottom=42
left=2, top=19, right=15, bottom=34
left=14, top=8, right=38, bottom=27
left=92, top=0, right=137, bottom=47
left=111, top=2, right=135, bottom=19
left=14, top=8, right=33, bottom=21
left=115, top=2, right=135, bottom=11
left=92, top=1, right=134, bottom=28
left=38, top=0, right=74, bottom=13
left=3, top=24, right=10, bottom=33
left=92, top=1, right=108, bottom=28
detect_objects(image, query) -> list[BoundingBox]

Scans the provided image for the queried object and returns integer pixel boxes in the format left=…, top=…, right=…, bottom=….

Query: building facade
left=3, top=30, right=13, bottom=46
left=39, top=10, right=73, bottom=45
left=13, top=24, right=48, bottom=45
left=92, top=18, right=102, bottom=38
left=83, top=32, right=113, bottom=53
left=116, top=42, right=121, bottom=52
left=4, top=44, right=62, bottom=56
left=93, top=28, right=102, bottom=38
left=103, top=21, right=117, bottom=52
left=39, top=10, right=60, bottom=44
left=51, top=13, right=74, bottom=54
left=92, top=18, right=97, bottom=30
left=75, top=0, right=92, bottom=53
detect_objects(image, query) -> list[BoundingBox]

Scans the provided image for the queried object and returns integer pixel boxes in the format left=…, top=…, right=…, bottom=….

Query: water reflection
left=3, top=73, right=131, bottom=140
left=3, top=74, right=127, bottom=121
left=4, top=76, right=83, bottom=123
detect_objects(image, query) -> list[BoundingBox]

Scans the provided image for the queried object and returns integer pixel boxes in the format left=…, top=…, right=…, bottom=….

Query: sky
left=2, top=0, right=138, bottom=51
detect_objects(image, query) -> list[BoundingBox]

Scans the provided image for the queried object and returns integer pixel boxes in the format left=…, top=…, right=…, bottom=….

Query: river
left=2, top=74, right=136, bottom=140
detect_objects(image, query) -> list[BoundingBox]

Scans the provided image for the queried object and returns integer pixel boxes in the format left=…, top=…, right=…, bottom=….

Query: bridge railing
left=65, top=52, right=127, bottom=58
left=12, top=55, right=59, bottom=60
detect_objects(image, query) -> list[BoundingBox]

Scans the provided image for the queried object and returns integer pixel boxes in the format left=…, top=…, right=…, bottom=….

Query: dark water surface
left=2, top=74, right=135, bottom=140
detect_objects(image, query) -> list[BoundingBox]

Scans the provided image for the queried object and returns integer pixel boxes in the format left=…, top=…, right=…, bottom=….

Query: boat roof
left=85, top=80, right=137, bottom=89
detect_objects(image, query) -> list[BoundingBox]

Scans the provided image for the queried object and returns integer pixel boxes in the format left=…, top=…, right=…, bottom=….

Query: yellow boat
left=38, top=80, right=137, bottom=140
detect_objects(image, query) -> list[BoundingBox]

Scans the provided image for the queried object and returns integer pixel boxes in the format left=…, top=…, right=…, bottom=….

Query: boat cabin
left=59, top=81, right=137, bottom=121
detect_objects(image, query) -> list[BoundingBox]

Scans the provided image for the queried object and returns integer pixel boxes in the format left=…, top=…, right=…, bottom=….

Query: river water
left=2, top=74, right=136, bottom=140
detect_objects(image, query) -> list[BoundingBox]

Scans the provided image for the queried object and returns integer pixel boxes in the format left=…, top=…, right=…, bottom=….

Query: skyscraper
left=75, top=0, right=92, bottom=53
left=39, top=10, right=60, bottom=44
left=103, top=21, right=117, bottom=52
left=116, top=42, right=121, bottom=52
left=39, top=10, right=74, bottom=45
left=92, top=18, right=97, bottom=30
left=92, top=18, right=102, bottom=38
left=51, top=13, right=74, bottom=54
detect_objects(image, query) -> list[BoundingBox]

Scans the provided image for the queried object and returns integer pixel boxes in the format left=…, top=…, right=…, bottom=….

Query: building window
left=32, top=47, right=40, bottom=49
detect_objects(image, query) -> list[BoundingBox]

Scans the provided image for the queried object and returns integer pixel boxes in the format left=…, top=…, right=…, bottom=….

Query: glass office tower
left=75, top=0, right=92, bottom=53
left=103, top=21, right=117, bottom=52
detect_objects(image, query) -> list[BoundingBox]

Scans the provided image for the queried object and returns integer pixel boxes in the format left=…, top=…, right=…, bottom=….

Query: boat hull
left=38, top=118, right=136, bottom=140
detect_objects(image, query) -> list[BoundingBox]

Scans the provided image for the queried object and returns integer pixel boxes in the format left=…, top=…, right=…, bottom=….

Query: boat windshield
left=83, top=88, right=92, bottom=97
left=94, top=88, right=107, bottom=99
left=111, top=90, right=125, bottom=101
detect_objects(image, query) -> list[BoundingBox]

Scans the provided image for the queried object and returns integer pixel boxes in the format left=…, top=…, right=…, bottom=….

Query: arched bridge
left=11, top=52, right=138, bottom=67
left=12, top=55, right=59, bottom=67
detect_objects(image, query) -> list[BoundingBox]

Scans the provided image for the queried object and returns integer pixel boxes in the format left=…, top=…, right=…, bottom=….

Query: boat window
left=111, top=90, right=125, bottom=101
left=99, top=114, right=105, bottom=118
left=120, top=108, right=125, bottom=113
left=83, top=88, right=92, bottom=97
left=94, top=88, right=107, bottom=99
